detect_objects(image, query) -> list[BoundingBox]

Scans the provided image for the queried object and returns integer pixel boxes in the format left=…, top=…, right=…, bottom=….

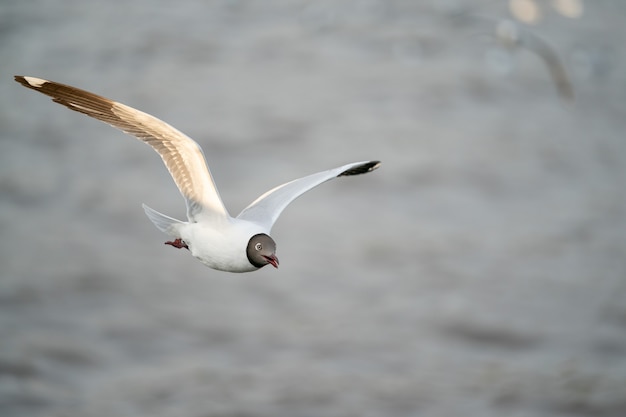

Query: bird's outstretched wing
left=520, top=27, right=574, bottom=101
left=14, top=75, right=229, bottom=222
left=237, top=160, right=380, bottom=231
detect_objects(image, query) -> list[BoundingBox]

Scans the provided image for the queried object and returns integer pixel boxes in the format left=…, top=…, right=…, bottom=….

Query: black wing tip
left=14, top=75, right=28, bottom=86
left=338, top=160, right=381, bottom=177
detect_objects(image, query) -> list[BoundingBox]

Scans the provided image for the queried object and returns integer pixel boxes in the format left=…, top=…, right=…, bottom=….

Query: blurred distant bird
left=457, top=14, right=575, bottom=101
left=15, top=76, right=380, bottom=272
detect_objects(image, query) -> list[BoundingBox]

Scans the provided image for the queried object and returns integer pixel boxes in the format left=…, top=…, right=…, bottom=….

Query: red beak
left=263, top=254, right=279, bottom=269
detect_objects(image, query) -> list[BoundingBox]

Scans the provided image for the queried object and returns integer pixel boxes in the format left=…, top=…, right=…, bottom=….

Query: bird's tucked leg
left=165, top=238, right=189, bottom=250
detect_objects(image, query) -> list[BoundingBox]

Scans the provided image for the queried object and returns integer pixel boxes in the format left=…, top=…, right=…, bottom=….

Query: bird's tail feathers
left=142, top=204, right=184, bottom=236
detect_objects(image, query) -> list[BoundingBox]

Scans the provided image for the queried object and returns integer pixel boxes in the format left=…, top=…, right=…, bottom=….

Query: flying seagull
left=491, top=18, right=574, bottom=101
left=15, top=75, right=380, bottom=272
left=453, top=13, right=575, bottom=101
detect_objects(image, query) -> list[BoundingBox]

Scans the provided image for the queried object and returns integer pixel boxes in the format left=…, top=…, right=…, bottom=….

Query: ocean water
left=1, top=1, right=626, bottom=416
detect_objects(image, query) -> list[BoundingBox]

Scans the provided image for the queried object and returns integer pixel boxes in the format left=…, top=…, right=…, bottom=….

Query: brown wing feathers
left=14, top=76, right=228, bottom=219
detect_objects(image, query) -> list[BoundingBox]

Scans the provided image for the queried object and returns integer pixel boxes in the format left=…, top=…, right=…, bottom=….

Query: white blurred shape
left=496, top=19, right=522, bottom=48
left=509, top=0, right=542, bottom=24
left=551, top=0, right=584, bottom=19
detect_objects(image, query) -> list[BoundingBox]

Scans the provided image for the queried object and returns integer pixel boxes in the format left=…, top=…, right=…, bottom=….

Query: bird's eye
left=255, top=243, right=263, bottom=251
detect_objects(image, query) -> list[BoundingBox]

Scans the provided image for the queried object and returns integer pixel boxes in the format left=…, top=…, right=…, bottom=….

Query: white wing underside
left=237, top=161, right=378, bottom=232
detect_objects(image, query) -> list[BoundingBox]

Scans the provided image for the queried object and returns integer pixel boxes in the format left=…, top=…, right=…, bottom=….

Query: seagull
left=452, top=13, right=575, bottom=101
left=15, top=75, right=380, bottom=272
left=492, top=18, right=574, bottom=101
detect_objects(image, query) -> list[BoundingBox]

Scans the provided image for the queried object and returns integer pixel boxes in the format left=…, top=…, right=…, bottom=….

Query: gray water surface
left=2, top=1, right=626, bottom=416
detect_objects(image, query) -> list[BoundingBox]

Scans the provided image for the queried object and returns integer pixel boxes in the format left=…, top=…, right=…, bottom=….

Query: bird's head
left=246, top=233, right=279, bottom=269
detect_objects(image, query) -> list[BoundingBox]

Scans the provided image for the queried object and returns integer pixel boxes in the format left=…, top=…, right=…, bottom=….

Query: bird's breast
left=179, top=221, right=266, bottom=272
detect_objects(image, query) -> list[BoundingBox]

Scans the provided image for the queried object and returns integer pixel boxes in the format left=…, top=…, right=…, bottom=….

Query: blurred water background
left=2, top=0, right=626, bottom=416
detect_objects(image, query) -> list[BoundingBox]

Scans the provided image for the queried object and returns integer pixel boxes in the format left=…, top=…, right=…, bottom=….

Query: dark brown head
left=246, top=233, right=279, bottom=269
